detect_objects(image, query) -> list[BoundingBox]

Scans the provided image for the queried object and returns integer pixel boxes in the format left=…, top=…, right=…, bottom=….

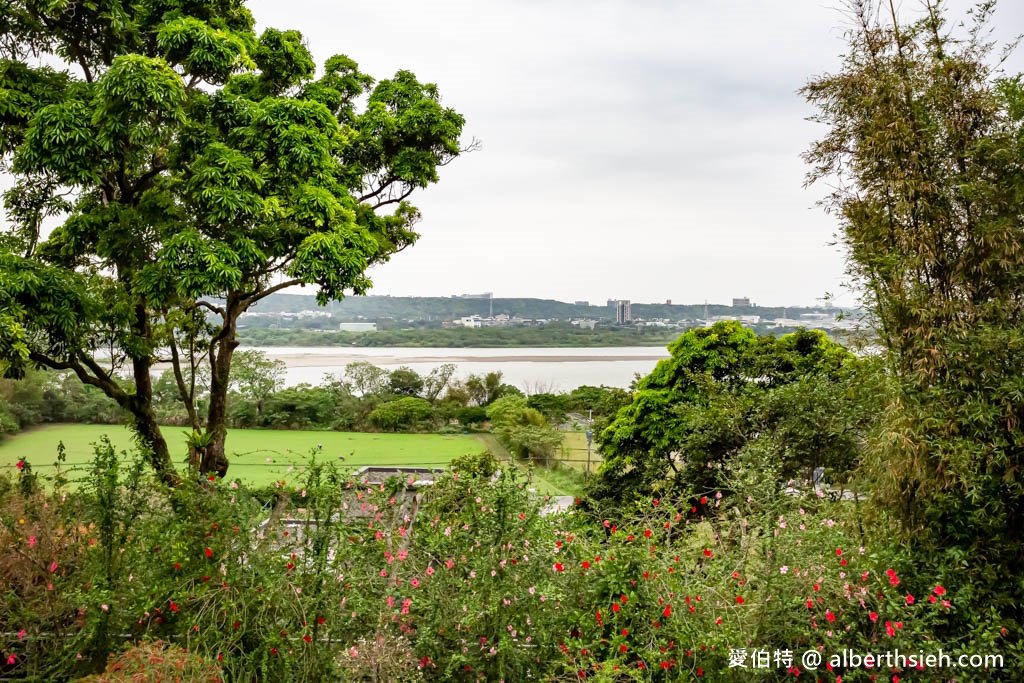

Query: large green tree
left=803, top=0, right=1024, bottom=651
left=590, top=322, right=872, bottom=503
left=0, top=0, right=467, bottom=481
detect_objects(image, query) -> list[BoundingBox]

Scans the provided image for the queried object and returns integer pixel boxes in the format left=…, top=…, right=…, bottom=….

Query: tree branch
left=196, top=300, right=226, bottom=317
left=371, top=185, right=415, bottom=210
left=240, top=278, right=303, bottom=307
left=168, top=327, right=202, bottom=430
left=28, top=351, right=130, bottom=407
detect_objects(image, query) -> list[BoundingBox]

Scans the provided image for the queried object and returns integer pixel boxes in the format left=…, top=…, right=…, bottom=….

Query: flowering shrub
left=0, top=447, right=1016, bottom=681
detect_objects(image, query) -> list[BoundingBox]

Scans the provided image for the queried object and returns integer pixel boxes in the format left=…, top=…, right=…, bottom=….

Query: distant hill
left=248, top=293, right=837, bottom=322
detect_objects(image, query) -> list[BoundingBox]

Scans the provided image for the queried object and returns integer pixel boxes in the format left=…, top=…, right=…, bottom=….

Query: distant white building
left=338, top=322, right=377, bottom=332
left=615, top=300, right=632, bottom=324
left=571, top=319, right=598, bottom=330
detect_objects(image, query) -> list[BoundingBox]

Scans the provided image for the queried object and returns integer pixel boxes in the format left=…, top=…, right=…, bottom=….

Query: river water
left=250, top=346, right=672, bottom=392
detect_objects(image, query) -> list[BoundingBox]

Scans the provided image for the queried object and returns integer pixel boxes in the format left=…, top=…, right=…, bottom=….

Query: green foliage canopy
left=0, top=0, right=466, bottom=480
left=591, top=322, right=873, bottom=502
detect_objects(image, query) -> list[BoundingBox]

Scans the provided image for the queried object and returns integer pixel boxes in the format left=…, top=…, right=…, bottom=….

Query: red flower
left=204, top=548, right=213, bottom=558
left=806, top=600, right=814, bottom=609
left=826, top=610, right=836, bottom=622
left=582, top=561, right=590, bottom=569
left=885, top=621, right=895, bottom=637
left=233, top=621, right=240, bottom=629
left=735, top=596, right=745, bottom=605
left=652, top=498, right=659, bottom=507
left=663, top=605, right=672, bottom=617
left=906, top=594, right=915, bottom=605
left=15, top=461, right=24, bottom=470
left=170, top=601, right=179, bottom=612
left=303, top=635, right=312, bottom=643
left=700, top=496, right=707, bottom=504
left=620, top=645, right=628, bottom=652
left=702, top=549, right=712, bottom=557
left=612, top=603, right=620, bottom=613
left=934, top=585, right=946, bottom=596
left=836, top=548, right=843, bottom=556
left=317, top=616, right=325, bottom=625
left=554, top=563, right=564, bottom=572
left=644, top=529, right=652, bottom=538
left=869, top=611, right=878, bottom=622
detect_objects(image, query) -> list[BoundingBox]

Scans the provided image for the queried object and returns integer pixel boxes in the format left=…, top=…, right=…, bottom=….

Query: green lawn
left=0, top=424, right=488, bottom=487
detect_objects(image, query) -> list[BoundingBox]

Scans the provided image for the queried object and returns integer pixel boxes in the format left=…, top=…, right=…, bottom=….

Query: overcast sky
left=8, top=2, right=1020, bottom=308
left=252, top=0, right=1024, bottom=307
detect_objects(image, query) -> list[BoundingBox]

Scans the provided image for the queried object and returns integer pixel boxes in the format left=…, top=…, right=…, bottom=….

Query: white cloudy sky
left=260, top=0, right=1023, bottom=309
left=9, top=1, right=1021, bottom=308
left=247, top=0, right=1024, bottom=307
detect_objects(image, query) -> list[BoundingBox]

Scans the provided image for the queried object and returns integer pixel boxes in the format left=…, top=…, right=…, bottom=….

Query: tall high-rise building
left=615, top=300, right=632, bottom=324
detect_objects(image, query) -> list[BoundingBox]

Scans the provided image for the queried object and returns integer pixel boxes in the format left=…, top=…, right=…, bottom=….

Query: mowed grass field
left=0, top=424, right=488, bottom=487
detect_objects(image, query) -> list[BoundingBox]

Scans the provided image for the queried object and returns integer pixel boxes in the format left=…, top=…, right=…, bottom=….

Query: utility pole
left=585, top=421, right=593, bottom=478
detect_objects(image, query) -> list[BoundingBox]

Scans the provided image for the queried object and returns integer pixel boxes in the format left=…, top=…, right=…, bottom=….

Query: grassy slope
left=0, top=424, right=487, bottom=487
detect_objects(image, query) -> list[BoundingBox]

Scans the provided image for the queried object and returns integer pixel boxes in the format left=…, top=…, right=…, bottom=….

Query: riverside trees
left=0, top=0, right=467, bottom=480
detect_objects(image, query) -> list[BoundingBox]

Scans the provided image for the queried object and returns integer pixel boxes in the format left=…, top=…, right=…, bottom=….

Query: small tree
left=486, top=394, right=563, bottom=463
left=0, top=2, right=468, bottom=480
left=230, top=349, right=286, bottom=417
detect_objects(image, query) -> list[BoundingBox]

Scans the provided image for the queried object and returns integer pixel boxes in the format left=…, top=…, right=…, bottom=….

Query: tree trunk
left=202, top=298, right=239, bottom=477
left=131, top=312, right=178, bottom=486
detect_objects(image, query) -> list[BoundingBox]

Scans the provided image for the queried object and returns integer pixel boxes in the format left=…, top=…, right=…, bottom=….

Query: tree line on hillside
left=245, top=292, right=840, bottom=322
left=237, top=323, right=683, bottom=347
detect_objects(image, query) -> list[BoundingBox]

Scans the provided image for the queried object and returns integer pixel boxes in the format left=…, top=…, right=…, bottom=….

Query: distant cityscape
left=239, top=293, right=863, bottom=335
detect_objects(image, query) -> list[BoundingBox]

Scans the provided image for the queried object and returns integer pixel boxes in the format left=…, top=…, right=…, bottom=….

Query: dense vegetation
left=0, top=354, right=630, bottom=446
left=589, top=323, right=882, bottom=504
left=238, top=323, right=684, bottom=347
left=1, top=447, right=986, bottom=681
left=801, top=0, right=1024, bottom=661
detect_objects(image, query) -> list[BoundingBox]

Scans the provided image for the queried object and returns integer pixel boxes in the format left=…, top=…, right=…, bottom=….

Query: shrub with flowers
left=1, top=444, right=1018, bottom=681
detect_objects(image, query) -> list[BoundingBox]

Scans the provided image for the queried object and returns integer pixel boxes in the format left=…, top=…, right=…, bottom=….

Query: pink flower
left=426, top=567, right=435, bottom=576
left=6, top=654, right=15, bottom=665
left=17, top=630, right=25, bottom=639
left=15, top=461, right=24, bottom=470
left=49, top=561, right=58, bottom=573
left=410, top=578, right=420, bottom=588
left=28, top=537, right=36, bottom=548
